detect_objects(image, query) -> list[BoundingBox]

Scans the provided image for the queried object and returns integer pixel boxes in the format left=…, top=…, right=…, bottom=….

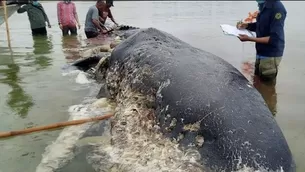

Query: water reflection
left=0, top=63, right=34, bottom=118
left=32, top=35, right=53, bottom=70
left=0, top=35, right=54, bottom=118
left=61, top=35, right=82, bottom=61
left=241, top=61, right=278, bottom=116
left=253, top=75, right=278, bottom=116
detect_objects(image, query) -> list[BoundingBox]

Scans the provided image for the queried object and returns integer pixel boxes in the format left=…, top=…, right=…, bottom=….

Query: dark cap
left=106, top=0, right=113, bottom=7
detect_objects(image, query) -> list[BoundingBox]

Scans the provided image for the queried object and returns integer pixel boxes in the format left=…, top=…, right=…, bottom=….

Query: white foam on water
left=75, top=71, right=91, bottom=84
left=35, top=104, right=92, bottom=172
left=35, top=97, right=113, bottom=172
left=61, top=67, right=81, bottom=77
left=61, top=67, right=94, bottom=90
left=62, top=67, right=92, bottom=85
left=35, top=64, right=112, bottom=172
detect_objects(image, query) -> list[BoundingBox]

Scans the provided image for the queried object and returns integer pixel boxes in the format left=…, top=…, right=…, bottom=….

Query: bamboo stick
left=2, top=0, right=12, bottom=49
left=0, top=113, right=113, bottom=139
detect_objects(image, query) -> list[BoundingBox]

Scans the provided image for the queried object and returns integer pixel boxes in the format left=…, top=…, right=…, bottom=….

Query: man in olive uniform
left=237, top=0, right=287, bottom=82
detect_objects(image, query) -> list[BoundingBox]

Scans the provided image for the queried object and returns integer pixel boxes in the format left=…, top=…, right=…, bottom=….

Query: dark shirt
left=247, top=0, right=287, bottom=57
left=17, top=3, right=50, bottom=29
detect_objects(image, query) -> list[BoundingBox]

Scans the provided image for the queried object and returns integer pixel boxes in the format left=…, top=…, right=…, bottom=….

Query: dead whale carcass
left=36, top=26, right=295, bottom=172
left=93, top=27, right=295, bottom=172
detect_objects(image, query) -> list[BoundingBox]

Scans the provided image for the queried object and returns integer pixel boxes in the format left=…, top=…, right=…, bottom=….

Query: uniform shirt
left=84, top=5, right=100, bottom=32
left=17, top=2, right=50, bottom=29
left=247, top=0, right=287, bottom=57
left=57, top=1, right=78, bottom=27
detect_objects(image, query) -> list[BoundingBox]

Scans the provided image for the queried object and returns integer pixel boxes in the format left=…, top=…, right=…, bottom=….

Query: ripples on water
left=0, top=1, right=305, bottom=172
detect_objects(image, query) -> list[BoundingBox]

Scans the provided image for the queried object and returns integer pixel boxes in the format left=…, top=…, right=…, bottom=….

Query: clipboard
left=220, top=24, right=255, bottom=38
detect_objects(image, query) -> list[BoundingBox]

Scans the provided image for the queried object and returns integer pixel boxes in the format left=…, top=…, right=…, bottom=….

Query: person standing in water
left=98, top=0, right=119, bottom=29
left=17, top=0, right=51, bottom=36
left=57, top=0, right=81, bottom=36
left=84, top=0, right=107, bottom=39
left=237, top=0, right=287, bottom=82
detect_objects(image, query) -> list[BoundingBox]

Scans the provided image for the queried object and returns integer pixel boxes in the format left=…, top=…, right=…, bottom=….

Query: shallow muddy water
left=0, top=1, right=304, bottom=172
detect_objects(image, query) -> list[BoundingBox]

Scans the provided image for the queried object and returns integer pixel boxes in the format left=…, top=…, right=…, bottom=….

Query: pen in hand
left=237, top=19, right=243, bottom=29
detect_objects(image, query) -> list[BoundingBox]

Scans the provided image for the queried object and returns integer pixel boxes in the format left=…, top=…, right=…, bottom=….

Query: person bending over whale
left=84, top=0, right=108, bottom=39
left=98, top=0, right=119, bottom=30
left=237, top=0, right=287, bottom=82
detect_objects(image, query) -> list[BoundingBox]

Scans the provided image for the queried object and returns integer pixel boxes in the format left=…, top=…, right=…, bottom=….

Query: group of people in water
left=17, top=0, right=117, bottom=38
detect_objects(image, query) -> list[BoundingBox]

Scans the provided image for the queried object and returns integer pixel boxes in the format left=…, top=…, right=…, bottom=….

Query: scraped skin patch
left=195, top=135, right=204, bottom=147
left=80, top=45, right=112, bottom=58
left=90, top=97, right=116, bottom=113
left=91, top=98, right=109, bottom=108
left=183, top=121, right=201, bottom=132
left=110, top=36, right=122, bottom=49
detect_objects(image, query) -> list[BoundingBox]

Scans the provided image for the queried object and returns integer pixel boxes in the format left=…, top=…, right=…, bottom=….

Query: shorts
left=254, top=57, right=282, bottom=82
left=85, top=31, right=99, bottom=39
left=31, top=27, right=47, bottom=36
left=62, top=26, right=77, bottom=36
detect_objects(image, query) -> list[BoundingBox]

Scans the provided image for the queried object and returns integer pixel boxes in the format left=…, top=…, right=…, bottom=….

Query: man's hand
left=236, top=21, right=248, bottom=30
left=100, top=29, right=108, bottom=34
left=238, top=34, right=250, bottom=42
left=115, top=23, right=119, bottom=28
left=48, top=24, right=52, bottom=28
left=59, top=24, right=63, bottom=30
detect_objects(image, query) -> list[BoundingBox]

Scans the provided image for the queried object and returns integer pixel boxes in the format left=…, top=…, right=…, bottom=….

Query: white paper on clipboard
left=220, top=24, right=255, bottom=38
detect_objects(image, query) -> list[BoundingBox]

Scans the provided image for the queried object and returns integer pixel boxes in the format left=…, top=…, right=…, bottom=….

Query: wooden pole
left=0, top=113, right=113, bottom=139
left=2, top=0, right=12, bottom=49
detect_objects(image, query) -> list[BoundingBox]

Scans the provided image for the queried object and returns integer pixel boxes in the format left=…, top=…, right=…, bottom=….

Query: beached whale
left=89, top=27, right=295, bottom=172
left=37, top=27, right=295, bottom=172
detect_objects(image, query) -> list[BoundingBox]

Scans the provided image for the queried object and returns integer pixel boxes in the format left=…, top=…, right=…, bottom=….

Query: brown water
left=0, top=1, right=304, bottom=172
